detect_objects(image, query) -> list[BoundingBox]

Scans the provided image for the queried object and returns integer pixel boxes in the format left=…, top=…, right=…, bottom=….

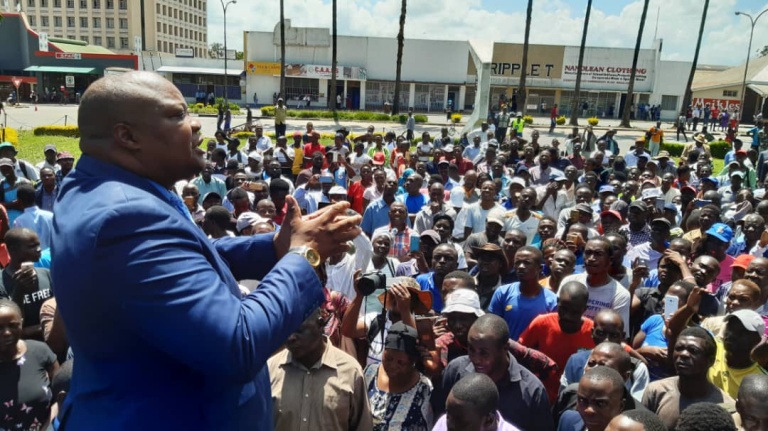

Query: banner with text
left=691, top=97, right=741, bottom=112
left=246, top=62, right=281, bottom=75
left=561, top=47, right=656, bottom=92
left=285, top=64, right=367, bottom=80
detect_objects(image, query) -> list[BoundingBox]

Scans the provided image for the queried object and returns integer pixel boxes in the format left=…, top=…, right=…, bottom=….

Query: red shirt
left=303, top=143, right=326, bottom=168
left=519, top=313, right=595, bottom=403
left=551, top=107, right=558, bottom=119
left=454, top=157, right=474, bottom=175
left=347, top=180, right=368, bottom=214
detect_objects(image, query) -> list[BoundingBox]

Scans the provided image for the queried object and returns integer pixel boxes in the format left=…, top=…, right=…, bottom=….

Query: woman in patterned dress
left=364, top=322, right=432, bottom=430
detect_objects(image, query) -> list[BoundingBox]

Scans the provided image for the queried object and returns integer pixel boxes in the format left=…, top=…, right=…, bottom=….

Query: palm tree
left=682, top=0, right=709, bottom=112
left=392, top=0, right=407, bottom=115
left=620, top=0, right=650, bottom=128
left=279, top=0, right=286, bottom=100
left=329, top=0, right=338, bottom=114
left=517, top=0, right=533, bottom=115
left=569, top=0, right=593, bottom=126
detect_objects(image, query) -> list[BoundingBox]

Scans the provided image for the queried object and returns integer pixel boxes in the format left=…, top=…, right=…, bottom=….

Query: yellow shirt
left=291, top=146, right=304, bottom=175
left=708, top=339, right=768, bottom=399
left=275, top=105, right=287, bottom=125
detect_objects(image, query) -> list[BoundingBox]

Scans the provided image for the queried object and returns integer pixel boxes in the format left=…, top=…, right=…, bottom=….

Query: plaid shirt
left=620, top=224, right=652, bottom=247
left=373, top=225, right=413, bottom=260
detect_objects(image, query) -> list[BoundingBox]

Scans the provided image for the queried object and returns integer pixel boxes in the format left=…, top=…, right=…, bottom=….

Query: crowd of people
left=3, top=71, right=768, bottom=431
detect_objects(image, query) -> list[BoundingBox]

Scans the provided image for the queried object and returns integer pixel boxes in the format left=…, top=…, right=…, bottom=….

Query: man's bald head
left=78, top=71, right=204, bottom=188
left=79, top=71, right=177, bottom=142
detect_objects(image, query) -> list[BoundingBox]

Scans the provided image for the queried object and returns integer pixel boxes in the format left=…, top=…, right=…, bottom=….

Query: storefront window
left=365, top=81, right=408, bottom=111
left=285, top=77, right=319, bottom=103
left=661, top=95, right=678, bottom=111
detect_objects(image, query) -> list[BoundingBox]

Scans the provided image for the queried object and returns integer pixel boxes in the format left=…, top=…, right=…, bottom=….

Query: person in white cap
left=236, top=212, right=267, bottom=236
left=36, top=144, right=60, bottom=173
left=435, top=286, right=485, bottom=367
left=708, top=309, right=768, bottom=399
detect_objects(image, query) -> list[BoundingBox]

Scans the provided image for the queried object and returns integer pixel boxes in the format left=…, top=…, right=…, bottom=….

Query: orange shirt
left=519, top=312, right=595, bottom=403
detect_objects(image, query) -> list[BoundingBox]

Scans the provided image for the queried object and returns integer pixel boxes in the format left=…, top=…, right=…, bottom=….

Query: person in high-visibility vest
left=510, top=112, right=526, bottom=138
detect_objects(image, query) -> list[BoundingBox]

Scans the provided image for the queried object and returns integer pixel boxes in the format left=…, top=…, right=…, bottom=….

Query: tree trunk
left=279, top=0, right=286, bottom=100
left=329, top=0, right=337, bottom=114
left=570, top=0, right=593, bottom=126
left=392, top=0, right=407, bottom=115
left=620, top=0, right=649, bottom=128
left=682, top=0, right=709, bottom=112
left=517, top=0, right=533, bottom=116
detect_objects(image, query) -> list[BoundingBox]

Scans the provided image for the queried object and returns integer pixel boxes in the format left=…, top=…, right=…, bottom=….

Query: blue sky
left=209, top=0, right=768, bottom=66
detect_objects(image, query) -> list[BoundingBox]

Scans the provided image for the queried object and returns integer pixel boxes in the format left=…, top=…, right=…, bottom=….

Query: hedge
left=190, top=103, right=241, bottom=115
left=451, top=113, right=462, bottom=124
left=660, top=139, right=730, bottom=159
left=0, top=127, right=19, bottom=146
left=33, top=125, right=80, bottom=138
left=587, top=117, right=599, bottom=126
left=258, top=107, right=428, bottom=123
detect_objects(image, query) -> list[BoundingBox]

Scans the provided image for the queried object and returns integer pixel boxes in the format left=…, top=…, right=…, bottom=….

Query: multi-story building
left=12, top=0, right=208, bottom=58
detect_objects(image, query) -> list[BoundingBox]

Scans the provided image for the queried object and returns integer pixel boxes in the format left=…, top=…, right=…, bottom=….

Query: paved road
left=2, top=103, right=718, bottom=156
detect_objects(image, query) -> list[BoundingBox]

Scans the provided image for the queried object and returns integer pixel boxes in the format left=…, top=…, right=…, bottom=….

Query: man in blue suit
left=51, top=71, right=361, bottom=430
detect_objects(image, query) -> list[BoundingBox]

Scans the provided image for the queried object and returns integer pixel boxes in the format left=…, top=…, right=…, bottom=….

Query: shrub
left=708, top=140, right=730, bottom=159
left=194, top=103, right=205, bottom=110
left=587, top=117, right=599, bottom=126
left=413, top=114, right=428, bottom=123
left=451, top=113, right=462, bottom=124
left=373, top=113, right=392, bottom=121
left=33, top=125, right=80, bottom=138
left=353, top=111, right=375, bottom=121
left=556, top=115, right=567, bottom=125
left=232, top=131, right=255, bottom=139
left=659, top=142, right=684, bottom=158
left=0, top=127, right=19, bottom=146
left=261, top=106, right=275, bottom=117
left=396, top=114, right=408, bottom=124
left=190, top=105, right=218, bottom=115
left=522, top=115, right=534, bottom=125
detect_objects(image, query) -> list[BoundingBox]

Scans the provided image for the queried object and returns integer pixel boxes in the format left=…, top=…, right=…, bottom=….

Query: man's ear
left=113, top=123, right=141, bottom=151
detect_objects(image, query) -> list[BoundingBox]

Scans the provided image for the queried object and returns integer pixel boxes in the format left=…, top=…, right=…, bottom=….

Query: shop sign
left=175, top=48, right=194, bottom=58
left=561, top=47, right=655, bottom=92
left=285, top=64, right=367, bottom=80
left=246, top=62, right=281, bottom=75
left=692, top=97, right=741, bottom=112
left=491, top=63, right=557, bottom=77
left=55, top=52, right=82, bottom=60
left=65, top=75, right=75, bottom=88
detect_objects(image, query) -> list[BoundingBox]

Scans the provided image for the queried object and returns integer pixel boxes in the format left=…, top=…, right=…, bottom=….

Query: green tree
left=279, top=0, right=286, bottom=98
left=682, top=0, right=709, bottom=111
left=570, top=0, right=593, bottom=126
left=620, top=0, right=650, bottom=128
left=392, top=0, right=407, bottom=115
left=208, top=42, right=223, bottom=58
left=518, top=0, right=533, bottom=115
left=758, top=45, right=768, bottom=57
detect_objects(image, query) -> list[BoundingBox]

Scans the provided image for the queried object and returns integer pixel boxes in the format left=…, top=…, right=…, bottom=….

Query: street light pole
left=735, top=8, right=768, bottom=122
left=221, top=0, right=236, bottom=109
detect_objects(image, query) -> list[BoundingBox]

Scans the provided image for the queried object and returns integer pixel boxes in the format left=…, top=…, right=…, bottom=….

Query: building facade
left=244, top=22, right=691, bottom=121
left=7, top=0, right=207, bottom=58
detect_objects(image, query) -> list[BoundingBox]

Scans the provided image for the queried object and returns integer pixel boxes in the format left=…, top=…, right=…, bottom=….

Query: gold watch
left=288, top=246, right=321, bottom=268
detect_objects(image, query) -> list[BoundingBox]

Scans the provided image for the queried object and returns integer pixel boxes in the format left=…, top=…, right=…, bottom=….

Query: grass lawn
left=15, top=131, right=81, bottom=165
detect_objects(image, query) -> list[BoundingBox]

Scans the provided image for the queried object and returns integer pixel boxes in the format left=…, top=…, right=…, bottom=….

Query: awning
left=748, top=84, right=768, bottom=98
left=24, top=66, right=96, bottom=74
left=156, top=65, right=242, bottom=76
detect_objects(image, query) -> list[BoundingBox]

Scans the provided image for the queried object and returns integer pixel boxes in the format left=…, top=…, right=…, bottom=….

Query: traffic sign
left=11, top=77, right=22, bottom=88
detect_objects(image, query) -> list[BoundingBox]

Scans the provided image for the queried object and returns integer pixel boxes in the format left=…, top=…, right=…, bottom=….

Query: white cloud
left=207, top=0, right=768, bottom=67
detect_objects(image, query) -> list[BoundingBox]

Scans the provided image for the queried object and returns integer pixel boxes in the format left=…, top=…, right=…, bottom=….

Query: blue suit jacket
left=52, top=155, right=323, bottom=431
left=557, top=410, right=584, bottom=431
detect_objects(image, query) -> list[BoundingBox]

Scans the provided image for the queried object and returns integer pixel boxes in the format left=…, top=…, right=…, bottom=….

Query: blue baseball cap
left=705, top=223, right=733, bottom=243
left=701, top=177, right=719, bottom=187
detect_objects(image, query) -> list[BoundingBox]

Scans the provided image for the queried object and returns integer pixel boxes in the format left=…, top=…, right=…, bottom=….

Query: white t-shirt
left=561, top=272, right=631, bottom=338
left=350, top=153, right=373, bottom=175
left=417, top=142, right=433, bottom=155
left=363, top=185, right=383, bottom=202
left=272, top=146, right=295, bottom=165
left=503, top=211, right=541, bottom=245
left=458, top=203, right=505, bottom=235
left=255, top=136, right=273, bottom=152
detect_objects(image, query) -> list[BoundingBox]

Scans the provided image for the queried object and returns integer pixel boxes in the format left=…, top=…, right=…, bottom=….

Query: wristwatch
left=288, top=246, right=321, bottom=268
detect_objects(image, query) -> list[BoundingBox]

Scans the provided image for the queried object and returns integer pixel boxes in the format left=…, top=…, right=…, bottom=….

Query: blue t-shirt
left=640, top=314, right=667, bottom=348
left=488, top=282, right=558, bottom=340
left=400, top=193, right=429, bottom=215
